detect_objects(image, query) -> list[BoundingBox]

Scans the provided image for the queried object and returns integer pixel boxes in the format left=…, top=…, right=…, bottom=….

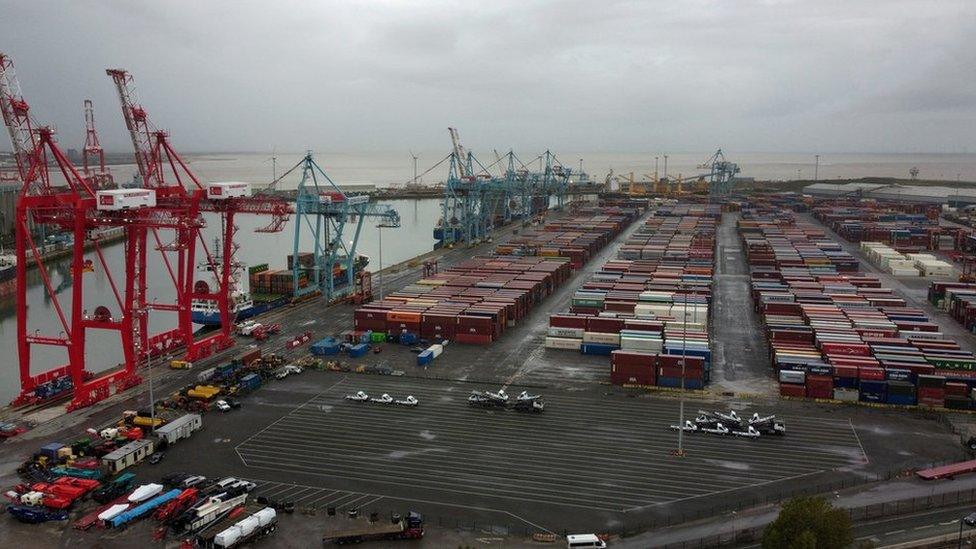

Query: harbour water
left=98, top=151, right=976, bottom=189
left=2, top=150, right=975, bottom=404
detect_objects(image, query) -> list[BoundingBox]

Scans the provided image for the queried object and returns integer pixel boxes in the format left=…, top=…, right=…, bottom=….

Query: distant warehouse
left=803, top=183, right=976, bottom=207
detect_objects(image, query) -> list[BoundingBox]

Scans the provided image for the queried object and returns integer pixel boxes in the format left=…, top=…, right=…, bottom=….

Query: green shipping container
left=370, top=331, right=387, bottom=343
left=925, top=356, right=976, bottom=371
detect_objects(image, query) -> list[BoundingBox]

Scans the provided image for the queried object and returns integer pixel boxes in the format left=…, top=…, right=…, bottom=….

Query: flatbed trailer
left=916, top=459, right=976, bottom=480
left=321, top=511, right=423, bottom=545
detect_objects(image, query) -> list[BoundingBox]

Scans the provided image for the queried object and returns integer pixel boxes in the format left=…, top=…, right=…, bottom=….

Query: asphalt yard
left=233, top=373, right=868, bottom=528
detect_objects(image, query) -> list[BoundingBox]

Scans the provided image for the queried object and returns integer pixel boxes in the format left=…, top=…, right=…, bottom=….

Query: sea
left=1, top=150, right=975, bottom=404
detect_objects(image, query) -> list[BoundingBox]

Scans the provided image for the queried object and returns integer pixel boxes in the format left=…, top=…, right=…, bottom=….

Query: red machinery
left=1, top=54, right=193, bottom=408
left=106, top=69, right=291, bottom=363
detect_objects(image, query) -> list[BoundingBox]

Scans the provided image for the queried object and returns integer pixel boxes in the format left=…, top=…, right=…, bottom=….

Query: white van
left=567, top=534, right=606, bottom=548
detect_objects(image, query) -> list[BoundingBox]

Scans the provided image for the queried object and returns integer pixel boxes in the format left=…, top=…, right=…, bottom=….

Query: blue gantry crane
left=697, top=149, right=741, bottom=196
left=434, top=129, right=588, bottom=247
left=277, top=153, right=400, bottom=300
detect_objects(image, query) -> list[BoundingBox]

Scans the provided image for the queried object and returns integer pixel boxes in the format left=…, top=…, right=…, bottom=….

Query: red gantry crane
left=0, top=53, right=201, bottom=409
left=81, top=99, right=113, bottom=189
left=106, top=69, right=292, bottom=361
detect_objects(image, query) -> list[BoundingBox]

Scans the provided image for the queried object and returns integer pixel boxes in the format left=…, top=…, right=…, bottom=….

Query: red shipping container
left=587, top=317, right=626, bottom=334
left=780, top=383, right=806, bottom=397
left=858, top=367, right=885, bottom=380
left=454, top=333, right=492, bottom=345
left=611, top=371, right=654, bottom=385
left=820, top=343, right=871, bottom=357
left=947, top=382, right=969, bottom=396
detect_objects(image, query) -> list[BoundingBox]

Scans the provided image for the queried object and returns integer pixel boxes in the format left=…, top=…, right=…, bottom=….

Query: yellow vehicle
left=169, top=359, right=193, bottom=370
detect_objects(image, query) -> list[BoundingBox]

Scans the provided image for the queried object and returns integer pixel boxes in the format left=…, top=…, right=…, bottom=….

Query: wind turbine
left=409, top=150, right=419, bottom=187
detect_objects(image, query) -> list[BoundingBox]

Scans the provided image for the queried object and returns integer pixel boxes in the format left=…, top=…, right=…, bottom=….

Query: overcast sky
left=1, top=0, right=974, bottom=154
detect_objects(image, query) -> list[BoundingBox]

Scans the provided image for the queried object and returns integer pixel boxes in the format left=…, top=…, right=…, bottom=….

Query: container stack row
left=352, top=207, right=641, bottom=345
left=742, top=208, right=976, bottom=409
left=930, top=282, right=976, bottom=333
left=814, top=203, right=970, bottom=252
left=740, top=210, right=860, bottom=272
left=860, top=242, right=955, bottom=277
left=495, top=207, right=641, bottom=268
left=546, top=202, right=718, bottom=390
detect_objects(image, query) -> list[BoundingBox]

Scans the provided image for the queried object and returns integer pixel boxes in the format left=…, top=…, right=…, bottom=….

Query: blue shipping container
left=580, top=343, right=618, bottom=356
left=240, top=373, right=261, bottom=391
left=348, top=344, right=369, bottom=358
left=657, top=376, right=704, bottom=390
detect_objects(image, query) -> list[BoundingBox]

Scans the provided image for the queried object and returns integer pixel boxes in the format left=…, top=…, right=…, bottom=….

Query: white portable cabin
left=206, top=182, right=250, bottom=200
left=101, top=438, right=156, bottom=474
left=155, top=413, right=203, bottom=445
left=96, top=189, right=157, bottom=211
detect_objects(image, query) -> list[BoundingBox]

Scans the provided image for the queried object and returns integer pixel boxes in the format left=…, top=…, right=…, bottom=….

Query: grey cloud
left=0, top=0, right=973, bottom=154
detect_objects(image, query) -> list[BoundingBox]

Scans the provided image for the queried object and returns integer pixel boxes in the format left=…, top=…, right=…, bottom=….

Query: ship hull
left=191, top=296, right=288, bottom=326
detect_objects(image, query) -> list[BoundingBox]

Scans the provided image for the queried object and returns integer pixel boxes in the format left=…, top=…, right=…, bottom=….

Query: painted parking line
left=304, top=490, right=341, bottom=507
left=237, top=375, right=868, bottom=514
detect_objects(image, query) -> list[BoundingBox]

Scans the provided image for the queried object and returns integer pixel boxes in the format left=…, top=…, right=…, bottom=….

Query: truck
left=170, top=359, right=193, bottom=369
left=207, top=507, right=278, bottom=548
left=321, top=511, right=424, bottom=544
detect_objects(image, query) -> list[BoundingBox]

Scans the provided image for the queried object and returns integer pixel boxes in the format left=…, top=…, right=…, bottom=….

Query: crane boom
left=0, top=53, right=40, bottom=188
left=448, top=127, right=468, bottom=178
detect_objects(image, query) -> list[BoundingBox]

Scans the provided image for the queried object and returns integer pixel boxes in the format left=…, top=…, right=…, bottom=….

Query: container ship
left=0, top=256, right=14, bottom=300
left=191, top=252, right=368, bottom=326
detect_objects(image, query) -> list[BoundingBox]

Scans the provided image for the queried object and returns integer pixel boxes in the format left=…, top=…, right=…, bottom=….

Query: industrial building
left=803, top=182, right=976, bottom=206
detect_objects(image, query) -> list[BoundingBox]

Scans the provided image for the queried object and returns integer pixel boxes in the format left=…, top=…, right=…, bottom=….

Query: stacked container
left=743, top=204, right=976, bottom=409
left=547, top=201, right=719, bottom=390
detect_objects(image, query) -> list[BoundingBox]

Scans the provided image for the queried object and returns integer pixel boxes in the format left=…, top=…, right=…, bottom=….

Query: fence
left=631, top=484, right=976, bottom=548
left=294, top=457, right=973, bottom=546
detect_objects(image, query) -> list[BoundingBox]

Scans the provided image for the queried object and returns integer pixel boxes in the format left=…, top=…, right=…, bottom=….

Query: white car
left=394, top=395, right=419, bottom=407
left=370, top=393, right=394, bottom=404
left=345, top=391, right=369, bottom=402
left=284, top=364, right=303, bottom=375
left=231, top=480, right=257, bottom=492
left=215, top=400, right=231, bottom=413
left=181, top=475, right=207, bottom=488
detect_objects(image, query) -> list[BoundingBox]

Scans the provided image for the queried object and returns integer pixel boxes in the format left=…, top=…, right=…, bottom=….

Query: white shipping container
left=96, top=189, right=157, bottom=211
left=833, top=388, right=859, bottom=402
left=620, top=337, right=663, bottom=352
left=583, top=332, right=621, bottom=345
left=548, top=326, right=584, bottom=338
left=207, top=181, right=250, bottom=200
left=545, top=337, right=581, bottom=350
left=779, top=370, right=805, bottom=384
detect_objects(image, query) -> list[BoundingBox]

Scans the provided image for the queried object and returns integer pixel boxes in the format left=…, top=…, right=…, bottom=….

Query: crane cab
left=96, top=189, right=156, bottom=211
left=206, top=181, right=250, bottom=200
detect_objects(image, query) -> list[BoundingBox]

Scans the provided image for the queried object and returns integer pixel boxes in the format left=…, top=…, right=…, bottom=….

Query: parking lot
left=233, top=374, right=868, bottom=524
